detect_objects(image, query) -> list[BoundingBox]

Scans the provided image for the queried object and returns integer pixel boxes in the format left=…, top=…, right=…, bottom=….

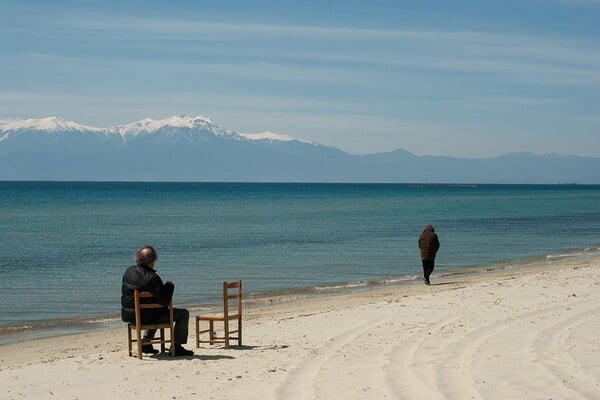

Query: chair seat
left=198, top=313, right=240, bottom=321
left=128, top=321, right=172, bottom=329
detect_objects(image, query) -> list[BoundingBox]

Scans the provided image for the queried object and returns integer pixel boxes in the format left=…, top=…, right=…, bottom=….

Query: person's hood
left=423, top=224, right=435, bottom=233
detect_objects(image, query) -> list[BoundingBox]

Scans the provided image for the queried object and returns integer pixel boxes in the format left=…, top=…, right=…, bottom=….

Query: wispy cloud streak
left=9, top=14, right=598, bottom=88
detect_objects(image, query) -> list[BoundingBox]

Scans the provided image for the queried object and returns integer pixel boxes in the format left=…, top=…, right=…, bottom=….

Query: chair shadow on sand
left=149, top=344, right=290, bottom=361
left=221, top=344, right=289, bottom=351
left=150, top=352, right=236, bottom=361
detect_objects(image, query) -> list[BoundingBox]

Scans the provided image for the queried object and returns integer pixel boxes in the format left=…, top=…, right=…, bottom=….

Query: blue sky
left=1, top=0, right=599, bottom=157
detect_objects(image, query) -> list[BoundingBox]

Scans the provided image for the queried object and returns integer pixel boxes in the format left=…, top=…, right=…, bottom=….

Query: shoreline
left=1, top=255, right=599, bottom=398
left=2, top=248, right=598, bottom=346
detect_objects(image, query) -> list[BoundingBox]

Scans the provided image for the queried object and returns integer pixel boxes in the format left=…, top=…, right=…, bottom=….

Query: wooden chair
left=196, top=280, right=242, bottom=348
left=127, top=290, right=175, bottom=359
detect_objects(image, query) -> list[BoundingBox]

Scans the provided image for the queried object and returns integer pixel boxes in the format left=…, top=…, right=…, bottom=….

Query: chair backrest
left=223, top=280, right=242, bottom=318
left=129, top=289, right=175, bottom=358
left=133, top=290, right=174, bottom=327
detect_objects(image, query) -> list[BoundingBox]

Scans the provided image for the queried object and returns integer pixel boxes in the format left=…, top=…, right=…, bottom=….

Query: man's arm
left=147, top=276, right=174, bottom=306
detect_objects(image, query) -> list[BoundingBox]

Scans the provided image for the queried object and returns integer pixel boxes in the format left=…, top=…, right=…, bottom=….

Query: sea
left=1, top=182, right=599, bottom=344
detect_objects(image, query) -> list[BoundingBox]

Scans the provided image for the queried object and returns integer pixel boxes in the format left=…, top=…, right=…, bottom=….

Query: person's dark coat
left=418, top=224, right=440, bottom=261
left=121, top=263, right=174, bottom=323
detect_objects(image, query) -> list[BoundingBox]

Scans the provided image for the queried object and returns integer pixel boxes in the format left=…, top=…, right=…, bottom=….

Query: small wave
left=0, top=325, right=33, bottom=334
left=84, top=317, right=120, bottom=324
left=546, top=253, right=577, bottom=259
left=546, top=246, right=600, bottom=260
left=314, top=281, right=369, bottom=290
left=377, top=275, right=419, bottom=284
left=583, top=247, right=600, bottom=252
left=313, top=275, right=419, bottom=291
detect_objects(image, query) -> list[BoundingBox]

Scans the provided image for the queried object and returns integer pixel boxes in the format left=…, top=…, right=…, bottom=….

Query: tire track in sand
left=385, top=293, right=599, bottom=399
left=276, top=306, right=400, bottom=400
left=532, top=302, right=600, bottom=399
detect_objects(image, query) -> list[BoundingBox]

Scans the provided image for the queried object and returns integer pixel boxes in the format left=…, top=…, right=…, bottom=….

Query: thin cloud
left=10, top=13, right=599, bottom=88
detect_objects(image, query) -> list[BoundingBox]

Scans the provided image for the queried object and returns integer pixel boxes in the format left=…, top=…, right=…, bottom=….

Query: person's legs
left=172, top=308, right=190, bottom=345
left=422, top=259, right=434, bottom=284
left=427, top=260, right=435, bottom=283
left=125, top=310, right=157, bottom=354
left=143, top=329, right=156, bottom=340
left=157, top=307, right=193, bottom=355
left=141, top=330, right=159, bottom=354
left=122, top=310, right=157, bottom=340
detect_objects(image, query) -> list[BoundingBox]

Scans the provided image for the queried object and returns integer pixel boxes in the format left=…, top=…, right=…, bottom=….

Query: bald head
left=136, top=246, right=157, bottom=267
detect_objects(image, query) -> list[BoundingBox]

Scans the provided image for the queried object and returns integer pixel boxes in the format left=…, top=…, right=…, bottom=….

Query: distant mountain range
left=1, top=115, right=598, bottom=183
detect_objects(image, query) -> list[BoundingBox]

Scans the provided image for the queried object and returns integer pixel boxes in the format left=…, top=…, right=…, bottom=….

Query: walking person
left=418, top=224, right=440, bottom=285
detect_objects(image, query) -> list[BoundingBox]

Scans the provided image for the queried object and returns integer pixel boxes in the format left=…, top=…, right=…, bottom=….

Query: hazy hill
left=0, top=116, right=598, bottom=183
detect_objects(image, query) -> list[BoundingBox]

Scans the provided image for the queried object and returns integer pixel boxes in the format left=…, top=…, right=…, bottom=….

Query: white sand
left=1, top=257, right=599, bottom=399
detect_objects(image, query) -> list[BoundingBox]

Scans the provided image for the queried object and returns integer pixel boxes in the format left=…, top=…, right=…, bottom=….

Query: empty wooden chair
left=196, top=280, right=242, bottom=348
left=127, top=290, right=175, bottom=359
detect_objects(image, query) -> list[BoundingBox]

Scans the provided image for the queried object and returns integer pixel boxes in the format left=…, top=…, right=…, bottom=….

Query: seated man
left=121, top=246, right=193, bottom=356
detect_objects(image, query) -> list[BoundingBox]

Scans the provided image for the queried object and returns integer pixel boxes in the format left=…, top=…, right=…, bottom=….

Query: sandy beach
left=2, top=257, right=599, bottom=400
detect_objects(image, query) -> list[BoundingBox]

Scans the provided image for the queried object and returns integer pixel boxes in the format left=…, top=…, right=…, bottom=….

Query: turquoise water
left=1, top=182, right=599, bottom=337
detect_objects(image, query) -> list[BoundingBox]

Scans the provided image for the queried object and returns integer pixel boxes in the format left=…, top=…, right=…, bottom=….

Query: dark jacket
left=121, top=263, right=175, bottom=323
left=418, top=224, right=440, bottom=261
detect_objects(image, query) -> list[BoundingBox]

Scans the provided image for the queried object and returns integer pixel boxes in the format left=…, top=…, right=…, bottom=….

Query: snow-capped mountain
left=113, top=115, right=244, bottom=142
left=0, top=116, right=101, bottom=133
left=116, top=115, right=218, bottom=135
left=0, top=115, right=598, bottom=183
left=240, top=131, right=312, bottom=144
left=0, top=116, right=106, bottom=143
left=0, top=115, right=310, bottom=144
left=0, top=115, right=345, bottom=181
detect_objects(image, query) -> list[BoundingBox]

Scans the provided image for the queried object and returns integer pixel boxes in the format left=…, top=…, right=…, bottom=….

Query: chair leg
left=238, top=317, right=242, bottom=346
left=195, top=316, right=199, bottom=348
left=159, top=328, right=165, bottom=353
left=135, top=327, right=143, bottom=359
left=209, top=320, right=214, bottom=344
left=127, top=326, right=132, bottom=356
left=224, top=320, right=230, bottom=349
left=169, top=322, right=175, bottom=357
